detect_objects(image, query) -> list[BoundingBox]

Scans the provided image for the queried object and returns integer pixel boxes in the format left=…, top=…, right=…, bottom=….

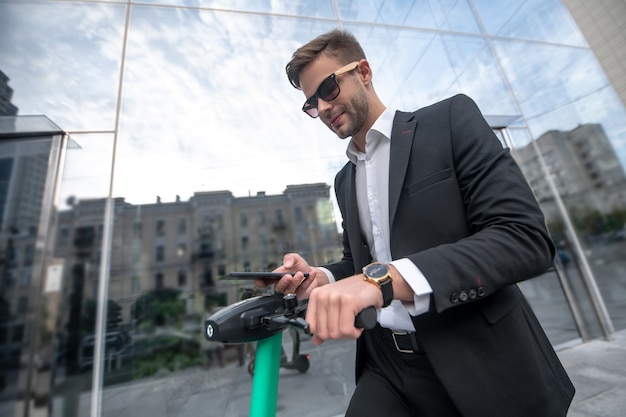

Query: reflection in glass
left=337, top=0, right=480, bottom=33
left=473, top=0, right=586, bottom=46
left=345, top=25, right=517, bottom=115
left=135, top=0, right=336, bottom=18
left=508, top=123, right=626, bottom=340
left=0, top=127, right=65, bottom=417
left=1, top=1, right=626, bottom=417
left=0, top=1, right=126, bottom=132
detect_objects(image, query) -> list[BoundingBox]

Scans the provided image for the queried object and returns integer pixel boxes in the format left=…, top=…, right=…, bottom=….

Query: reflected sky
left=473, top=0, right=587, bottom=46
left=0, top=0, right=624, bottom=209
left=0, top=1, right=125, bottom=132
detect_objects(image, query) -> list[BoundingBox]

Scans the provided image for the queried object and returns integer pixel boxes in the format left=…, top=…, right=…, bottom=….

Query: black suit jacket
left=324, top=94, right=575, bottom=416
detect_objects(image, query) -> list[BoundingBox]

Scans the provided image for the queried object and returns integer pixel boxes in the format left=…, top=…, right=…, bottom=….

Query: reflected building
left=0, top=116, right=66, bottom=416
left=53, top=184, right=339, bottom=326
left=516, top=123, right=626, bottom=221
left=0, top=128, right=51, bottom=384
left=0, top=70, right=19, bottom=117
left=1, top=1, right=626, bottom=417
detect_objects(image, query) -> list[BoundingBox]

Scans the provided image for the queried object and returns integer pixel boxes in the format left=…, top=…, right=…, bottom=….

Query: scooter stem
left=249, top=332, right=283, bottom=417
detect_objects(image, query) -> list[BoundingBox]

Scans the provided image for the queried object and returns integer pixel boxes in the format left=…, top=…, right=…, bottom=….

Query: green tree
left=81, top=299, right=123, bottom=334
left=131, top=288, right=185, bottom=326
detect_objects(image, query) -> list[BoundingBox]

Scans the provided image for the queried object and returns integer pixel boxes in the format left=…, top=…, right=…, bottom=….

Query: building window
left=203, top=267, right=214, bottom=287
left=12, top=324, right=24, bottom=343
left=156, top=245, right=165, bottom=262
left=4, top=269, right=15, bottom=287
left=177, top=269, right=186, bottom=287
left=133, top=222, right=142, bottom=239
left=297, top=229, right=306, bottom=247
left=19, top=267, right=31, bottom=287
left=295, top=206, right=303, bottom=223
left=240, top=212, right=248, bottom=228
left=156, top=220, right=165, bottom=236
left=241, top=236, right=249, bottom=252
left=155, top=272, right=164, bottom=290
left=178, top=218, right=186, bottom=235
left=17, top=297, right=28, bottom=314
left=131, top=275, right=140, bottom=293
left=23, top=244, right=34, bottom=266
left=59, top=227, right=69, bottom=246
left=257, top=210, right=265, bottom=226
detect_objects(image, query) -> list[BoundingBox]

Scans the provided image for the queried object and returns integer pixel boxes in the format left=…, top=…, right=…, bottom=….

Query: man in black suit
left=270, top=29, right=574, bottom=416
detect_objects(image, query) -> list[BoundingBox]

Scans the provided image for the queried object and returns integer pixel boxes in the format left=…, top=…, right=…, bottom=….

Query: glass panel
left=0, top=1, right=126, bottom=132
left=2, top=1, right=625, bottom=417
left=135, top=0, right=336, bottom=18
left=504, top=127, right=585, bottom=344
left=337, top=0, right=480, bottom=33
left=343, top=25, right=517, bottom=115
left=57, top=133, right=115, bottom=206
left=47, top=133, right=113, bottom=415
left=473, top=0, right=587, bottom=46
left=508, top=117, right=626, bottom=339
left=0, top=116, right=63, bottom=136
left=0, top=135, right=57, bottom=417
left=116, top=7, right=342, bottom=203
left=493, top=41, right=610, bottom=131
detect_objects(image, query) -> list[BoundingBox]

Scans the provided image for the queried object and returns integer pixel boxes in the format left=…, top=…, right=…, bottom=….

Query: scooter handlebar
left=354, top=306, right=377, bottom=330
left=204, top=294, right=377, bottom=343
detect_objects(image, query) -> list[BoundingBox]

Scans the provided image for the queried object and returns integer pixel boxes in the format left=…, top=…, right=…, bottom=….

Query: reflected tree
left=81, top=299, right=122, bottom=334
left=131, top=288, right=185, bottom=328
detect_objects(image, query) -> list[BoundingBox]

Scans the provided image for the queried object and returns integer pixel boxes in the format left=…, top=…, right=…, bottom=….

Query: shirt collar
left=346, top=108, right=396, bottom=164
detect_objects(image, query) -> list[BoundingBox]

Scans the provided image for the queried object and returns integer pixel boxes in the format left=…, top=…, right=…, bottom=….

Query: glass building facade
left=0, top=1, right=625, bottom=416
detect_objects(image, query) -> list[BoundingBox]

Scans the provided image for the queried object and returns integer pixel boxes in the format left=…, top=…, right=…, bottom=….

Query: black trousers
left=345, top=325, right=463, bottom=417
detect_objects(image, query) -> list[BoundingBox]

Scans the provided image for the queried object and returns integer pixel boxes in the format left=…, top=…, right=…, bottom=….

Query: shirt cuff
left=317, top=266, right=336, bottom=283
left=389, top=258, right=432, bottom=316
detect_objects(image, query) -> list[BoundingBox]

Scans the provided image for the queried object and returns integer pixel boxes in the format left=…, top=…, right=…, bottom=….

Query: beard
left=329, top=84, right=369, bottom=139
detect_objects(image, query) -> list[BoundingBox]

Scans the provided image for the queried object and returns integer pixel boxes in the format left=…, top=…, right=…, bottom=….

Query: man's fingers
left=274, top=274, right=301, bottom=293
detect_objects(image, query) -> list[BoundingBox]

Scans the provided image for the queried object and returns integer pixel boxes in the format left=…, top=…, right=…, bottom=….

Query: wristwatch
left=362, top=262, right=394, bottom=308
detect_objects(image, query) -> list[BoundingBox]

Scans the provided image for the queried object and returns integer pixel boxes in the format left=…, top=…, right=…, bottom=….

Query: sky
left=1, top=0, right=625, bottom=213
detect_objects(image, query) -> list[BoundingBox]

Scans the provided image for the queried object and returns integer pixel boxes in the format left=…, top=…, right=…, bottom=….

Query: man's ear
left=357, top=59, right=373, bottom=86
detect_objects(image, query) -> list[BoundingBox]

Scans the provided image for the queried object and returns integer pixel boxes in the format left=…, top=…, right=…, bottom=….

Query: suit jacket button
left=450, top=292, right=459, bottom=303
left=459, top=290, right=468, bottom=302
left=477, top=287, right=486, bottom=297
left=468, top=289, right=477, bottom=299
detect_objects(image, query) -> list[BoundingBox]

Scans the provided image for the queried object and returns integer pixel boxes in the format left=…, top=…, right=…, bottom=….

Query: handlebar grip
left=354, top=306, right=377, bottom=329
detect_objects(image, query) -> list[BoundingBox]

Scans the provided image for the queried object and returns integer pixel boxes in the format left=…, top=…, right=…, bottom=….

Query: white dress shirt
left=323, top=108, right=433, bottom=331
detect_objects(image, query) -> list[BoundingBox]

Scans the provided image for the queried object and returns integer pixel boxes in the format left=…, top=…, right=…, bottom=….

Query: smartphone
left=221, top=272, right=309, bottom=280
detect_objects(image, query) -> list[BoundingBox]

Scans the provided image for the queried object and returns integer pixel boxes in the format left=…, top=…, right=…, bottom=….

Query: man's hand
left=256, top=253, right=324, bottom=299
left=306, top=274, right=382, bottom=345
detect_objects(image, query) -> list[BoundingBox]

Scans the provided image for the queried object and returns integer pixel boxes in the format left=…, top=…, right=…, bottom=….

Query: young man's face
left=299, top=55, right=369, bottom=140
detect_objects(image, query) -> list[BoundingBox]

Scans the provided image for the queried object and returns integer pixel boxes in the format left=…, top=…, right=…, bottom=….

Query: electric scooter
left=239, top=288, right=309, bottom=376
left=247, top=326, right=309, bottom=376
left=204, top=291, right=376, bottom=417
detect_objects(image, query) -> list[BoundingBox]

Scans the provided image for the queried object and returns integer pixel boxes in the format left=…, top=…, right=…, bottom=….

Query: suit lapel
left=389, top=111, right=417, bottom=228
left=344, top=163, right=368, bottom=266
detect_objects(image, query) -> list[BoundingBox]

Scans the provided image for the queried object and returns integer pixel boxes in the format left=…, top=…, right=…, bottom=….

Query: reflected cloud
left=0, top=1, right=125, bottom=131
left=1, top=0, right=625, bottom=206
left=114, top=8, right=346, bottom=203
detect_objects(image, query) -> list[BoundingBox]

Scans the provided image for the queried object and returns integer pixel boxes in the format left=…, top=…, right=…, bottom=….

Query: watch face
left=365, top=263, right=388, bottom=279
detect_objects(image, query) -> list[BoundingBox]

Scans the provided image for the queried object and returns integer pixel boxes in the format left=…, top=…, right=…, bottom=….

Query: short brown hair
left=285, top=29, right=366, bottom=90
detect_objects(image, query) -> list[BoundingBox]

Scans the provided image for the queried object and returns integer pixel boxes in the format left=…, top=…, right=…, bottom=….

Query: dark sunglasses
left=302, top=61, right=360, bottom=118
